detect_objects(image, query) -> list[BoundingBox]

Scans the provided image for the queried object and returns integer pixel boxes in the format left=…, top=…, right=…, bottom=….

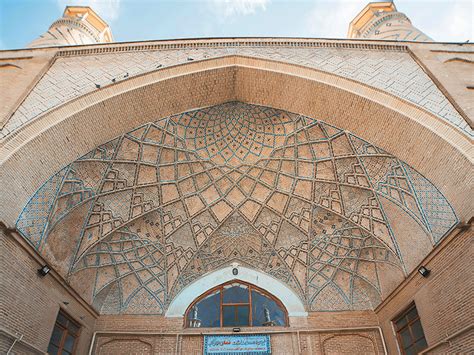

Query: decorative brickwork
left=320, top=333, right=378, bottom=354
left=1, top=3, right=472, bottom=352
left=15, top=102, right=458, bottom=315
left=2, top=43, right=471, bottom=139
left=348, top=2, right=432, bottom=42
left=90, top=328, right=386, bottom=355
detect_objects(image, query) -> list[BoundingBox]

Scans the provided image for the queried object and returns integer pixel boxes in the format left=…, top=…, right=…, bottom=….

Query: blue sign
left=204, top=334, right=271, bottom=354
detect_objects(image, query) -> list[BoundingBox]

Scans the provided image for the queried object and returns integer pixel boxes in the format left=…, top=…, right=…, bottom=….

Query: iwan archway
left=1, top=56, right=472, bottom=227
left=1, top=47, right=472, bottom=355
left=10, top=98, right=459, bottom=315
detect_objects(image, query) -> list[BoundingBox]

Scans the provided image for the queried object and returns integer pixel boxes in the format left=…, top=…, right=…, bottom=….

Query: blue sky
left=0, top=0, right=473, bottom=49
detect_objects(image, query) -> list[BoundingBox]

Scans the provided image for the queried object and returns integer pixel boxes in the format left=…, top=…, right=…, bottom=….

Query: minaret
left=348, top=2, right=432, bottom=42
left=28, top=6, right=113, bottom=48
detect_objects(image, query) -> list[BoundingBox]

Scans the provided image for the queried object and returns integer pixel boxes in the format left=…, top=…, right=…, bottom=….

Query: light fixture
left=418, top=266, right=430, bottom=278
left=38, top=265, right=50, bottom=277
left=233, top=327, right=241, bottom=333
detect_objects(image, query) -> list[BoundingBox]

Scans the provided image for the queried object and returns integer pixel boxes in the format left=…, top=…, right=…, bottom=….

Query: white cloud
left=210, top=0, right=269, bottom=18
left=306, top=0, right=366, bottom=39
left=57, top=0, right=121, bottom=22
left=429, top=1, right=473, bottom=41
left=306, top=0, right=473, bottom=42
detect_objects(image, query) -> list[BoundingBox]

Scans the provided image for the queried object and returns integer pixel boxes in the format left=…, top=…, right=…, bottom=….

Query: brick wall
left=0, top=227, right=97, bottom=354
left=91, top=329, right=385, bottom=355
left=376, top=225, right=474, bottom=354
left=2, top=57, right=472, bottom=229
left=428, top=328, right=474, bottom=354
left=0, top=50, right=54, bottom=126
left=304, top=311, right=379, bottom=328
left=1, top=38, right=472, bottom=355
left=91, top=312, right=384, bottom=354
left=2, top=223, right=471, bottom=354
left=94, top=315, right=183, bottom=332
left=320, top=333, right=379, bottom=354
left=96, top=338, right=154, bottom=355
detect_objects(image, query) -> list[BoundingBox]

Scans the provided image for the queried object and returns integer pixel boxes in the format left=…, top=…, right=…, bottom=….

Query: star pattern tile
left=16, top=102, right=458, bottom=314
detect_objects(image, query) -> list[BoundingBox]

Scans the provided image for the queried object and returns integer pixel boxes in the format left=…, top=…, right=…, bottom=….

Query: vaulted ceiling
left=2, top=44, right=472, bottom=139
left=16, top=102, right=457, bottom=314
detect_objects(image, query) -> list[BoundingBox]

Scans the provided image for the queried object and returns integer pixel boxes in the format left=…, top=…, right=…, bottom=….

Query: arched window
left=185, top=280, right=288, bottom=328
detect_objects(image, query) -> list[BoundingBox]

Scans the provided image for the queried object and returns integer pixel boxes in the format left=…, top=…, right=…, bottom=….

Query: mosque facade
left=0, top=2, right=472, bottom=354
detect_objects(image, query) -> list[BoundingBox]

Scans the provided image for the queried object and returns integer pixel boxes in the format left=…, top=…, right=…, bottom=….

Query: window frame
left=47, top=309, right=81, bottom=355
left=184, top=280, right=289, bottom=328
left=393, top=303, right=428, bottom=355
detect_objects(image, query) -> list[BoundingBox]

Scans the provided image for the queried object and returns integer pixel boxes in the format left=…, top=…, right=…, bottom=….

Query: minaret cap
left=348, top=2, right=397, bottom=38
left=63, top=6, right=113, bottom=42
left=347, top=1, right=432, bottom=41
left=28, top=6, right=113, bottom=48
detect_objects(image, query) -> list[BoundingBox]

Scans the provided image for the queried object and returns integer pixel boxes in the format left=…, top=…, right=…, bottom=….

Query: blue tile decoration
left=16, top=167, right=68, bottom=248
left=403, top=163, right=458, bottom=243
left=15, top=102, right=458, bottom=313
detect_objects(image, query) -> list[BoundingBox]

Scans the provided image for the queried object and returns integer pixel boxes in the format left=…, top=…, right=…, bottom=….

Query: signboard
left=204, top=334, right=271, bottom=354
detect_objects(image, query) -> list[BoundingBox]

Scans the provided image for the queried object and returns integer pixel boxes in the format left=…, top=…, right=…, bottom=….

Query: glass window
left=251, top=290, right=286, bottom=327
left=223, top=283, right=249, bottom=303
left=47, top=344, right=59, bottom=355
left=49, top=327, right=62, bottom=347
left=63, top=334, right=75, bottom=352
left=47, top=310, right=80, bottom=355
left=411, top=320, right=425, bottom=340
left=222, top=305, right=249, bottom=327
left=189, top=290, right=221, bottom=327
left=185, top=280, right=288, bottom=328
left=393, top=304, right=428, bottom=355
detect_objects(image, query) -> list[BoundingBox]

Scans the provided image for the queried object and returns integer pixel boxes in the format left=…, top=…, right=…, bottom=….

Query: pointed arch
left=1, top=56, right=471, bottom=229
left=166, top=265, right=307, bottom=317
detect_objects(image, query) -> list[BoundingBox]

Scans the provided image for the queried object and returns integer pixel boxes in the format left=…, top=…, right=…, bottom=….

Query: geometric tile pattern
left=16, top=167, right=68, bottom=249
left=402, top=163, right=458, bottom=243
left=308, top=207, right=402, bottom=311
left=16, top=102, right=458, bottom=314
left=2, top=45, right=471, bottom=139
left=76, top=214, right=166, bottom=315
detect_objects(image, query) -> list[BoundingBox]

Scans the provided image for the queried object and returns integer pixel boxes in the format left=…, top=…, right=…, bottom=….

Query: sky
left=0, top=0, right=473, bottom=50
